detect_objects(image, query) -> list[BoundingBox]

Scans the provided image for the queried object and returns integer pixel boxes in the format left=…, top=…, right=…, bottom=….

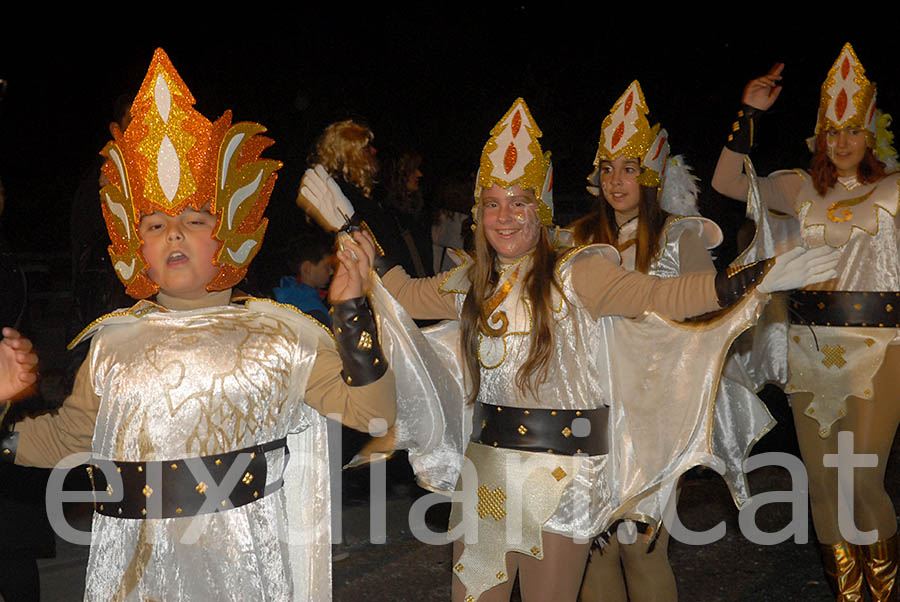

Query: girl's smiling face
left=138, top=207, right=221, bottom=299
left=481, top=184, right=541, bottom=262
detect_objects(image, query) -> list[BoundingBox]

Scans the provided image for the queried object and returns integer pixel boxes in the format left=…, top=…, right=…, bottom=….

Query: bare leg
left=579, top=536, right=627, bottom=602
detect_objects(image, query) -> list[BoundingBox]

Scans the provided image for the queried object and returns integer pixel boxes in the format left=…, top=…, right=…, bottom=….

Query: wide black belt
left=788, top=291, right=900, bottom=327
left=471, top=403, right=609, bottom=456
left=88, top=438, right=287, bottom=519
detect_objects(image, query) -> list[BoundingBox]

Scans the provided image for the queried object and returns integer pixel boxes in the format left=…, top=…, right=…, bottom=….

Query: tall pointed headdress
left=474, top=98, right=554, bottom=226
left=814, top=43, right=877, bottom=140
left=100, top=48, right=281, bottom=299
left=588, top=80, right=669, bottom=192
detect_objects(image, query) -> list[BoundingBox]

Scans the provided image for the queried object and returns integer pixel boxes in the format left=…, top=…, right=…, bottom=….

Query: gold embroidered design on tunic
left=481, top=266, right=520, bottom=337
left=821, top=344, right=848, bottom=369
left=827, top=188, right=874, bottom=223
left=141, top=312, right=294, bottom=456
left=476, top=485, right=507, bottom=520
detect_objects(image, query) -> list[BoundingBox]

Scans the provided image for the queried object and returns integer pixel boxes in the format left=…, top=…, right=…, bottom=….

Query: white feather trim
left=659, top=155, right=700, bottom=216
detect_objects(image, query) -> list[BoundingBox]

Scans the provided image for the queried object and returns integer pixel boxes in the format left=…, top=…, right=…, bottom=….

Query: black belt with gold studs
left=788, top=291, right=900, bottom=327
left=470, top=403, right=609, bottom=456
left=88, top=438, right=287, bottom=519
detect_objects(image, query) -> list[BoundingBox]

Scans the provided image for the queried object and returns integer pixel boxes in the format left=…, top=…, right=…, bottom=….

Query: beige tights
left=579, top=526, right=676, bottom=602
left=451, top=531, right=591, bottom=602
left=792, top=344, right=900, bottom=545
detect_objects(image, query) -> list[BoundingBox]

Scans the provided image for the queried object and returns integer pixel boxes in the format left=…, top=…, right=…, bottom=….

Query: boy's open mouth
left=167, top=251, right=188, bottom=265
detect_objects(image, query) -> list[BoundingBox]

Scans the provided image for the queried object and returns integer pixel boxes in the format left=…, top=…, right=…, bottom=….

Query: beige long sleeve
left=711, top=147, right=805, bottom=215
left=570, top=252, right=721, bottom=320
left=381, top=267, right=459, bottom=320
left=15, top=357, right=98, bottom=468
left=304, top=342, right=396, bottom=432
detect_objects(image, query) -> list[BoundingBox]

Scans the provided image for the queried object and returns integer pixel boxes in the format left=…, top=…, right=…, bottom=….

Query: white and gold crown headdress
left=814, top=43, right=877, bottom=140
left=587, top=80, right=669, bottom=192
left=474, top=98, right=553, bottom=226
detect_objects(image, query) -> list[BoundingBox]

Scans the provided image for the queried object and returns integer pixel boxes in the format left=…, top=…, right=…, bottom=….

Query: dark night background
left=1, top=15, right=897, bottom=268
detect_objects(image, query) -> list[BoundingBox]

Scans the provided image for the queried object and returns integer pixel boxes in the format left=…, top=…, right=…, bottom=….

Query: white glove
left=757, top=245, right=839, bottom=293
left=297, top=164, right=356, bottom=231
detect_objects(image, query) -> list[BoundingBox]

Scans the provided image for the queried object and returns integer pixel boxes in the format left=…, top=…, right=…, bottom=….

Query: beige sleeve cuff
left=304, top=341, right=397, bottom=433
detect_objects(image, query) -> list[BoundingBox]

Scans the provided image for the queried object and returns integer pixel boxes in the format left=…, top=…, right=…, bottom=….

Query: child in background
left=0, top=48, right=394, bottom=602
left=274, top=228, right=335, bottom=327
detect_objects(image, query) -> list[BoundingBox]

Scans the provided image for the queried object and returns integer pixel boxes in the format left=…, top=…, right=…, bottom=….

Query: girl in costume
left=306, top=97, right=838, bottom=601
left=711, top=43, right=900, bottom=601
left=571, top=81, right=721, bottom=602
left=0, top=49, right=394, bottom=602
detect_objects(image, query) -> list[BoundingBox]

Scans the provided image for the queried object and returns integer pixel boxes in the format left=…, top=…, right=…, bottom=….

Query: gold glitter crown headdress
left=587, top=80, right=669, bottom=192
left=100, top=48, right=281, bottom=299
left=474, top=98, right=554, bottom=226
left=814, top=43, right=877, bottom=141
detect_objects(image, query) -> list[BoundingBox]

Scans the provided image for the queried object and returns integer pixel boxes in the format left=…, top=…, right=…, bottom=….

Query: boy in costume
left=0, top=48, right=394, bottom=602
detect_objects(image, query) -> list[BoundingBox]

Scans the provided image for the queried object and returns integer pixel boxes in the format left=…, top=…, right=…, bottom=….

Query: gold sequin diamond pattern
left=551, top=466, right=567, bottom=481
left=476, top=485, right=507, bottom=521
left=821, top=344, right=847, bottom=369
left=517, top=425, right=528, bottom=435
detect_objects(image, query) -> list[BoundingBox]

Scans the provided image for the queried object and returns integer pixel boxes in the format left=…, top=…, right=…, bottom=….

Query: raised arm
left=352, top=230, right=459, bottom=321
left=710, top=64, right=804, bottom=213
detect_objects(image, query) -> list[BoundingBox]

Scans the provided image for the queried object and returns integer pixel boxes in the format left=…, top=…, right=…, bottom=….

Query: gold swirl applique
left=480, top=266, right=520, bottom=337
left=826, top=188, right=874, bottom=223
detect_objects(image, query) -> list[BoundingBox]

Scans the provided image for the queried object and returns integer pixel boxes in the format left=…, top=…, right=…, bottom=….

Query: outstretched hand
left=742, top=63, right=784, bottom=111
left=328, top=232, right=373, bottom=304
left=0, top=327, right=38, bottom=401
left=757, top=245, right=840, bottom=293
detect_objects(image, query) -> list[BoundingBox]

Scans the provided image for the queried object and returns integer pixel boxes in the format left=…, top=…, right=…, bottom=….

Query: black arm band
left=0, top=429, right=18, bottom=464
left=331, top=297, right=388, bottom=387
left=725, top=106, right=762, bottom=154
left=714, top=260, right=773, bottom=307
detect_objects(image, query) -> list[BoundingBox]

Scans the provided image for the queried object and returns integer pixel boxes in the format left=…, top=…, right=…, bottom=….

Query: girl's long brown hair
left=809, top=130, right=886, bottom=196
left=570, top=185, right=668, bottom=274
left=460, top=208, right=562, bottom=404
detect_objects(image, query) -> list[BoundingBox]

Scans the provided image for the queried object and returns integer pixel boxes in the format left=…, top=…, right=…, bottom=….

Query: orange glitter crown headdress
left=100, top=48, right=281, bottom=299
left=814, top=43, right=877, bottom=141
left=588, top=80, right=669, bottom=191
left=474, top=98, right=554, bottom=226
